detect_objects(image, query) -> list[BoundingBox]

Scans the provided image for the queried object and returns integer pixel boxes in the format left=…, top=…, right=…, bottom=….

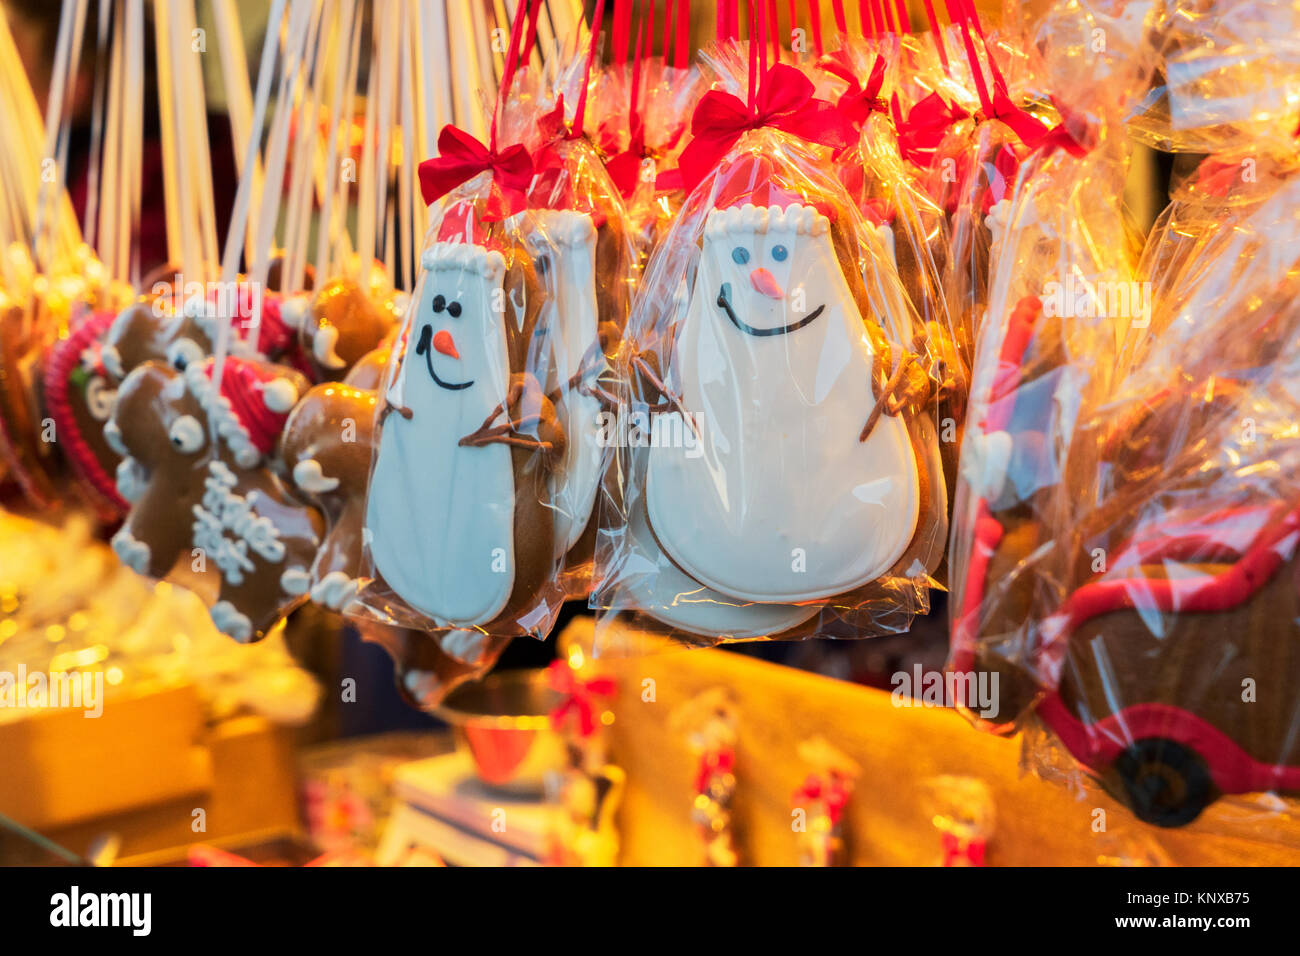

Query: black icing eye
left=772, top=245, right=788, bottom=262
left=447, top=301, right=462, bottom=318
left=432, top=294, right=446, bottom=312
left=731, top=246, right=750, bottom=265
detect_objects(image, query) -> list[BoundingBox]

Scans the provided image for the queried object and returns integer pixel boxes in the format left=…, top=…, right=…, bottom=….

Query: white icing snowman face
left=705, top=204, right=833, bottom=339
left=397, top=242, right=509, bottom=409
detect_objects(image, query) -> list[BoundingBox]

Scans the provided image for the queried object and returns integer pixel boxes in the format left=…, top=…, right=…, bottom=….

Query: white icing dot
left=168, top=414, right=206, bottom=453
left=103, top=418, right=127, bottom=455
left=210, top=600, right=253, bottom=642
left=292, top=458, right=340, bottom=494
left=115, top=457, right=146, bottom=502
left=280, top=567, right=311, bottom=595
left=262, top=377, right=299, bottom=413
left=111, top=529, right=151, bottom=574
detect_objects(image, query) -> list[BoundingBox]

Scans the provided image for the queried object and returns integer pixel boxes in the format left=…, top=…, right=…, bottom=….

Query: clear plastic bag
left=592, top=121, right=949, bottom=650
left=524, top=133, right=639, bottom=598
left=936, top=0, right=1300, bottom=829
left=1129, top=0, right=1300, bottom=155
left=1018, top=169, right=1300, bottom=826
left=355, top=188, right=570, bottom=641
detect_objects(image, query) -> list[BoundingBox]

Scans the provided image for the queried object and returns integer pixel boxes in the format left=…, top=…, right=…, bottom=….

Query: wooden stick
left=312, top=0, right=357, bottom=279
left=152, top=0, right=187, bottom=277
left=211, top=0, right=263, bottom=269
left=212, top=0, right=289, bottom=389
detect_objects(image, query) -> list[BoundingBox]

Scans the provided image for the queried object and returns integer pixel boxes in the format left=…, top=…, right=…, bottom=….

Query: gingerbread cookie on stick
left=643, top=153, right=944, bottom=607
left=278, top=351, right=387, bottom=612
left=109, top=356, right=323, bottom=642
left=280, top=274, right=403, bottom=382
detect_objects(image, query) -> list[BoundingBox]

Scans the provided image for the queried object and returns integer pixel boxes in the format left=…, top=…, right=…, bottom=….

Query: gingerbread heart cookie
left=0, top=292, right=60, bottom=509
left=109, top=356, right=323, bottom=642
left=42, top=308, right=127, bottom=521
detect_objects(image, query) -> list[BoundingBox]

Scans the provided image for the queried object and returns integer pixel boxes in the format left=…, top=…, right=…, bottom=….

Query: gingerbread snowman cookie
left=643, top=155, right=943, bottom=606
left=364, top=203, right=567, bottom=634
left=109, top=356, right=323, bottom=641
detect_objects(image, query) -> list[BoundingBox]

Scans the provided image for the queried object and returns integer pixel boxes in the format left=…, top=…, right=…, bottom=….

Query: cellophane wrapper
left=942, top=0, right=1300, bottom=828
left=848, top=111, right=969, bottom=570
left=523, top=132, right=640, bottom=599
left=947, top=0, right=1156, bottom=708
left=1016, top=165, right=1300, bottom=828
left=590, top=126, right=949, bottom=655
left=590, top=59, right=707, bottom=258
left=1128, top=0, right=1300, bottom=156
left=353, top=176, right=571, bottom=646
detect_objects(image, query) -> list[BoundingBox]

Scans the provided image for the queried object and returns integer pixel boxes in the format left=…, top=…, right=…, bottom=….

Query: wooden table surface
left=563, top=618, right=1300, bottom=866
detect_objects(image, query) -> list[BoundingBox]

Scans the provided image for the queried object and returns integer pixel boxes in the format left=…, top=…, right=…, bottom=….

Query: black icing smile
left=416, top=324, right=474, bottom=390
left=716, top=282, right=825, bottom=337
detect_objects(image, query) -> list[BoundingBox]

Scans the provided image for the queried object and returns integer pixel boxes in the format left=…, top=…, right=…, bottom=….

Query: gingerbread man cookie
left=109, top=356, right=323, bottom=641
left=101, top=282, right=306, bottom=388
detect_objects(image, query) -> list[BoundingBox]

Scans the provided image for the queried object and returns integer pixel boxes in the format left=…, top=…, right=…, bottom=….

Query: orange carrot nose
left=432, top=329, right=459, bottom=359
left=749, top=267, right=784, bottom=299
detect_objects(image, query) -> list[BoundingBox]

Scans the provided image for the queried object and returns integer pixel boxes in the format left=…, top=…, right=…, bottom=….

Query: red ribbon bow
left=694, top=747, right=736, bottom=793
left=672, top=63, right=855, bottom=195
left=417, top=125, right=535, bottom=221
left=547, top=660, right=616, bottom=739
left=603, top=110, right=649, bottom=199
left=821, top=52, right=888, bottom=130
left=892, top=91, right=970, bottom=168
left=980, top=89, right=1052, bottom=147
left=980, top=144, right=1021, bottom=214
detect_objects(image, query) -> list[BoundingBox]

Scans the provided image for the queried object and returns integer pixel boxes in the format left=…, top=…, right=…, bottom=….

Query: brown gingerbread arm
left=379, top=396, right=413, bottom=426
left=459, top=375, right=563, bottom=463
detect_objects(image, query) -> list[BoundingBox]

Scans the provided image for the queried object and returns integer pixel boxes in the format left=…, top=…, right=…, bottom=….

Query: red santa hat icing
left=183, top=357, right=299, bottom=468
left=710, top=153, right=837, bottom=222
left=433, top=201, right=502, bottom=249
left=423, top=201, right=508, bottom=279
left=185, top=283, right=294, bottom=359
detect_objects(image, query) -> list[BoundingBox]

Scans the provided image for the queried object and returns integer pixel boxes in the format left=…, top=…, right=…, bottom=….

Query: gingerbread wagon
left=952, top=283, right=1300, bottom=826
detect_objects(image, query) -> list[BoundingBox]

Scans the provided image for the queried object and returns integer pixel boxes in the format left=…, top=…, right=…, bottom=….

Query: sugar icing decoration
left=191, top=460, right=288, bottom=585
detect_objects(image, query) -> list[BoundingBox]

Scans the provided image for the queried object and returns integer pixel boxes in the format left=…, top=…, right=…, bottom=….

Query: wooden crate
left=0, top=684, right=300, bottom=864
left=565, top=619, right=1300, bottom=866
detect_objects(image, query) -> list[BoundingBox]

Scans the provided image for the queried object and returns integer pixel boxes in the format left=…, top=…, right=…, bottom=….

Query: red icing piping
left=951, top=290, right=1300, bottom=795
left=42, top=309, right=128, bottom=520
left=1038, top=695, right=1300, bottom=795
left=1035, top=508, right=1300, bottom=687
left=209, top=359, right=291, bottom=455
left=950, top=501, right=1003, bottom=679
left=949, top=295, right=1040, bottom=681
